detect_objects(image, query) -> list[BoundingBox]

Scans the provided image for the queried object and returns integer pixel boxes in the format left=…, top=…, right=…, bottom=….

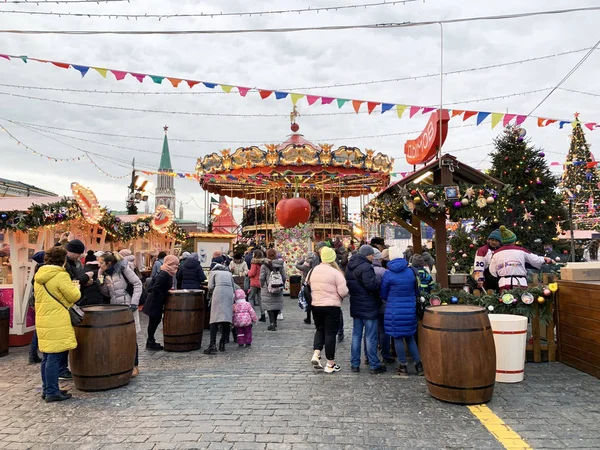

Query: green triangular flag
left=210, top=196, right=219, bottom=203
left=337, top=99, right=349, bottom=108
left=150, top=75, right=164, bottom=84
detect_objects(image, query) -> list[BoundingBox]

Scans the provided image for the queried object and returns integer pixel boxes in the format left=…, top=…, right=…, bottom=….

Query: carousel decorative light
left=151, top=205, right=174, bottom=234
left=71, top=182, right=103, bottom=224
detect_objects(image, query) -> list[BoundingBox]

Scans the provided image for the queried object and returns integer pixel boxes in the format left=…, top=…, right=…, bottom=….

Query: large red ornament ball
left=469, top=244, right=474, bottom=248
left=290, top=123, right=300, bottom=132
left=410, top=189, right=417, bottom=196
left=276, top=197, right=311, bottom=229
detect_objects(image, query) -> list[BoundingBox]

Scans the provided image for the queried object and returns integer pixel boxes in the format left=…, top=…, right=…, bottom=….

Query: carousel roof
left=195, top=124, right=394, bottom=199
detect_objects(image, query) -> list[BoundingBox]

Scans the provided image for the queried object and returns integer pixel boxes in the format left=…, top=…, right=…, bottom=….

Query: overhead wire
left=528, top=37, right=600, bottom=115
left=3, top=6, right=600, bottom=35
left=0, top=0, right=420, bottom=19
left=0, top=82, right=555, bottom=106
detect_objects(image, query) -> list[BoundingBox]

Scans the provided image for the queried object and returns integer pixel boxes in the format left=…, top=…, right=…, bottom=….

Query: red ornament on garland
left=276, top=197, right=311, bottom=229
left=291, top=123, right=300, bottom=132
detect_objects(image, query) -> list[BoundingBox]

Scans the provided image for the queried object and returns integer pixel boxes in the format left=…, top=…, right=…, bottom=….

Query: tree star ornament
left=464, top=186, right=476, bottom=199
left=523, top=209, right=534, bottom=221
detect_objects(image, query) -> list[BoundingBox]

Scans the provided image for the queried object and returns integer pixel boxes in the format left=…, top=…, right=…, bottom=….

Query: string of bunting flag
left=1, top=53, right=597, bottom=131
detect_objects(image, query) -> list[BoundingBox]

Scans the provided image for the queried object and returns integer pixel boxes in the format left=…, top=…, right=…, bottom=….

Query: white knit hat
left=388, top=246, right=403, bottom=261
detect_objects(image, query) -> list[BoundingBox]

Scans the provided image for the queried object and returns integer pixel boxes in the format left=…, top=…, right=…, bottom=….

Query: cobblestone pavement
left=1, top=300, right=599, bottom=449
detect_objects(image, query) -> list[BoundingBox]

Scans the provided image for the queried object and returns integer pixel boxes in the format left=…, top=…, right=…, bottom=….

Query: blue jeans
left=394, top=336, right=421, bottom=364
left=59, top=351, right=69, bottom=375
left=29, top=330, right=39, bottom=358
left=378, top=315, right=391, bottom=360
left=351, top=318, right=381, bottom=370
left=41, top=353, right=61, bottom=397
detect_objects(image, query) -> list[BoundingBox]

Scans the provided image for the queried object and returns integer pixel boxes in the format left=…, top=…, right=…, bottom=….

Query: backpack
left=409, top=266, right=424, bottom=320
left=266, top=265, right=284, bottom=294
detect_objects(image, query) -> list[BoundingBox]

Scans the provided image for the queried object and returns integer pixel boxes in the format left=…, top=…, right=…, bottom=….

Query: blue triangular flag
left=203, top=82, right=217, bottom=89
left=275, top=92, right=288, bottom=100
left=559, top=121, right=570, bottom=129
left=72, top=65, right=89, bottom=78
left=476, top=112, right=491, bottom=125
left=381, top=103, right=394, bottom=114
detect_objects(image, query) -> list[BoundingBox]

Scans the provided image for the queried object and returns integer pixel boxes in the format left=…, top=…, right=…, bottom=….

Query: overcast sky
left=1, top=0, right=599, bottom=223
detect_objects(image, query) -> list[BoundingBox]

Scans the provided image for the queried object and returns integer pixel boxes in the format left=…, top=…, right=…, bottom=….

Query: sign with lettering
left=404, top=109, right=450, bottom=165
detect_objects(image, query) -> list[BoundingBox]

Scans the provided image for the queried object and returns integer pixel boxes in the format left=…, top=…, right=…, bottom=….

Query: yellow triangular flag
left=396, top=104, right=408, bottom=118
left=93, top=67, right=108, bottom=78
left=220, top=85, right=233, bottom=93
left=491, top=112, right=504, bottom=129
left=290, top=93, right=305, bottom=105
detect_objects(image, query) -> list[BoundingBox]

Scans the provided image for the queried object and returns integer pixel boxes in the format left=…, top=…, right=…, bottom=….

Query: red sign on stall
left=404, top=109, right=450, bottom=165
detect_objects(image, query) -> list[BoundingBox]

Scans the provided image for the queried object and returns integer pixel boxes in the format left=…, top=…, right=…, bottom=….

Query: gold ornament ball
left=461, top=198, right=469, bottom=206
left=413, top=196, right=421, bottom=204
left=429, top=207, right=437, bottom=213
left=486, top=196, right=495, bottom=204
left=537, top=296, right=546, bottom=304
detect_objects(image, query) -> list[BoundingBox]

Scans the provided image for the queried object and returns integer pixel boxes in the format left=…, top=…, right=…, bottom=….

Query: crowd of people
left=29, top=223, right=557, bottom=403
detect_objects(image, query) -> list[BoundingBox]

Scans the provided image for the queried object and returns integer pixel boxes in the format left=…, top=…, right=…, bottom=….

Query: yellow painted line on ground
left=468, top=404, right=532, bottom=450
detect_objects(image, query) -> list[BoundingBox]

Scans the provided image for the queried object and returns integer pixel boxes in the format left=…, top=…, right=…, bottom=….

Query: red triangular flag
left=306, top=95, right=320, bottom=106
left=367, top=102, right=380, bottom=114
left=51, top=61, right=70, bottom=69
left=111, top=70, right=127, bottom=81
left=503, top=114, right=516, bottom=126
left=585, top=122, right=597, bottom=130
left=545, top=119, right=557, bottom=126
left=409, top=106, right=421, bottom=118
left=352, top=100, right=364, bottom=113
left=422, top=107, right=436, bottom=114
left=259, top=90, right=273, bottom=99
left=463, top=111, right=477, bottom=121
left=452, top=110, right=464, bottom=118
left=187, top=80, right=200, bottom=88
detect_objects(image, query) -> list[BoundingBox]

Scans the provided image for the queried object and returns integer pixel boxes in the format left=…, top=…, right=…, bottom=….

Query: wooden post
left=547, top=301, right=556, bottom=362
left=532, top=302, right=542, bottom=363
left=410, top=214, right=422, bottom=254
left=434, top=216, right=448, bottom=288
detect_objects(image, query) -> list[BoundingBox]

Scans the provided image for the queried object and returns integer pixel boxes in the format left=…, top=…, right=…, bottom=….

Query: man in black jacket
left=346, top=245, right=386, bottom=374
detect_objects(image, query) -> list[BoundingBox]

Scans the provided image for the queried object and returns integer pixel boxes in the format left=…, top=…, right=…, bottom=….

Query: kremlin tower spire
left=155, top=125, right=176, bottom=214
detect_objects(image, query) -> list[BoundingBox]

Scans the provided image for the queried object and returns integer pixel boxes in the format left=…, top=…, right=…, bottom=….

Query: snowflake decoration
left=477, top=219, right=488, bottom=229
left=464, top=187, right=476, bottom=199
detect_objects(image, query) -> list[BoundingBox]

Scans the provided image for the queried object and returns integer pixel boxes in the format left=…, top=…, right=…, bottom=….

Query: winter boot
left=219, top=340, right=226, bottom=352
left=397, top=363, right=409, bottom=378
left=203, top=342, right=217, bottom=355
left=28, top=354, right=42, bottom=364
left=259, top=314, right=266, bottom=322
left=415, top=361, right=424, bottom=376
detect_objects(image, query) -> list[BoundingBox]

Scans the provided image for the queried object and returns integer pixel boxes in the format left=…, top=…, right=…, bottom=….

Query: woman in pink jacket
left=309, top=247, right=349, bottom=374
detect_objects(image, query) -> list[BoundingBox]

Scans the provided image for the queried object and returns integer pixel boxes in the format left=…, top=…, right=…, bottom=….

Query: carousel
left=195, top=108, right=394, bottom=245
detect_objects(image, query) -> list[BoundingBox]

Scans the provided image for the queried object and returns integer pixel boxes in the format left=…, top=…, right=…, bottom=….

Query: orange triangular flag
left=452, top=110, right=464, bottom=118
left=352, top=100, right=364, bottom=113
left=537, top=118, right=545, bottom=127
left=168, top=78, right=182, bottom=88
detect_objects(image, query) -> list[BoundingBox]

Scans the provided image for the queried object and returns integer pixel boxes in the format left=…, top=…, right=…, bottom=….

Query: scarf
left=161, top=255, right=179, bottom=276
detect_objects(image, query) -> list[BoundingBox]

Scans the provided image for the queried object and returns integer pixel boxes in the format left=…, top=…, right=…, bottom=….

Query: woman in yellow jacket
left=34, top=247, right=81, bottom=403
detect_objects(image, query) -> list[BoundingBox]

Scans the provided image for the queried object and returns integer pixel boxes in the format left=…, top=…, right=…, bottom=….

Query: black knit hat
left=66, top=239, right=85, bottom=254
left=84, top=250, right=96, bottom=263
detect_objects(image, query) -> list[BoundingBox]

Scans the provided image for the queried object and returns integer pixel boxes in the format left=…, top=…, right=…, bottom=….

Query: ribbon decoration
left=0, top=53, right=596, bottom=131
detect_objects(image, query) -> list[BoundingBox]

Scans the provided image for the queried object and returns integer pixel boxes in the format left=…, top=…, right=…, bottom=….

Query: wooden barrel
left=163, top=290, right=205, bottom=352
left=0, top=307, right=9, bottom=357
left=70, top=305, right=136, bottom=392
left=421, top=305, right=496, bottom=404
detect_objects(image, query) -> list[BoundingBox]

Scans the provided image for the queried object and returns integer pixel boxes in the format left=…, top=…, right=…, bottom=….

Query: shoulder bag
left=42, top=284, right=84, bottom=326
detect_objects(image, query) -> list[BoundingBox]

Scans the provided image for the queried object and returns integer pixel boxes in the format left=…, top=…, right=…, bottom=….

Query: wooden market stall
left=373, top=154, right=503, bottom=288
left=0, top=183, right=184, bottom=346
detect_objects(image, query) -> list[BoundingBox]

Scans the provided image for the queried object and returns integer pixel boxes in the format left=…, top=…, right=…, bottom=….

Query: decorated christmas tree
left=447, top=224, right=479, bottom=273
left=482, top=126, right=566, bottom=254
left=562, top=115, right=600, bottom=230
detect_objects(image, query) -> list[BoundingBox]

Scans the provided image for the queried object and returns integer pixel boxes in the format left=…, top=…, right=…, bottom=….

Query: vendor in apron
left=489, top=226, right=553, bottom=292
